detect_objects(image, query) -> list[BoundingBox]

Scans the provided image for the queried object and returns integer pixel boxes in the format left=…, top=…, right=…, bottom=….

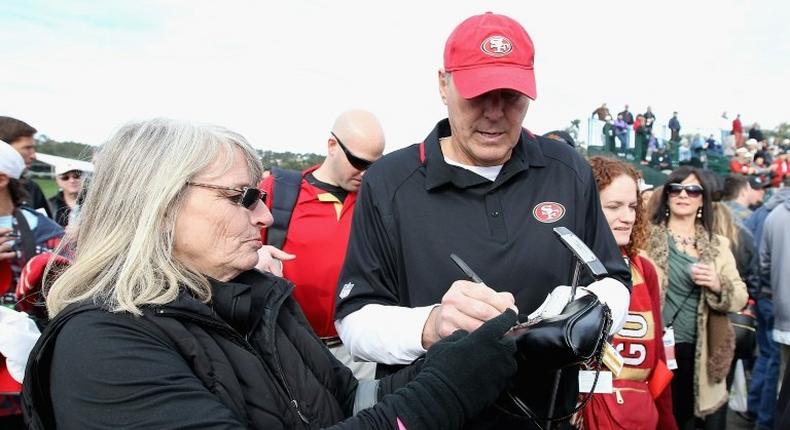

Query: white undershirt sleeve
left=335, top=304, right=437, bottom=365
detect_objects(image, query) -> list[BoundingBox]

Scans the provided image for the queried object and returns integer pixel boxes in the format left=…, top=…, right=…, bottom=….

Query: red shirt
left=771, top=159, right=789, bottom=187
left=732, top=118, right=743, bottom=133
left=260, top=166, right=356, bottom=338
left=730, top=158, right=750, bottom=174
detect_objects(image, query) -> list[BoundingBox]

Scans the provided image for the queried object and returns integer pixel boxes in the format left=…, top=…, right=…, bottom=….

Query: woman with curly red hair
left=581, top=156, right=677, bottom=430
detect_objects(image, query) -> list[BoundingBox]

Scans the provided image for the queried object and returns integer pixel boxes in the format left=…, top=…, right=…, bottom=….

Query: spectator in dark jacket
left=749, top=123, right=765, bottom=143
left=668, top=112, right=681, bottom=142
left=0, top=117, right=52, bottom=218
left=649, top=146, right=673, bottom=172
left=22, top=119, right=519, bottom=430
left=602, top=116, right=616, bottom=152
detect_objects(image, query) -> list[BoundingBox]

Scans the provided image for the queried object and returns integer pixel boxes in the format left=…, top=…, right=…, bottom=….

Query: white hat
left=746, top=138, right=759, bottom=147
left=54, top=161, right=83, bottom=176
left=638, top=178, right=654, bottom=193
left=0, top=141, right=25, bottom=179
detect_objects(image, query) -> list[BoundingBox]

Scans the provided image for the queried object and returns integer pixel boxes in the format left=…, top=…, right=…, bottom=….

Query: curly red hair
left=588, top=156, right=648, bottom=258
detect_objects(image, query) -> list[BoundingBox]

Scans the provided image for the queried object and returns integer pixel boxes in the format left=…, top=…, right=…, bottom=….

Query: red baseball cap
left=444, top=12, right=536, bottom=100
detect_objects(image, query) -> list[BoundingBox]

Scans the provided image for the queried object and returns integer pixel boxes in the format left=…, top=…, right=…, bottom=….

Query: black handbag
left=496, top=294, right=613, bottom=426
left=729, top=300, right=757, bottom=360
left=507, top=293, right=612, bottom=371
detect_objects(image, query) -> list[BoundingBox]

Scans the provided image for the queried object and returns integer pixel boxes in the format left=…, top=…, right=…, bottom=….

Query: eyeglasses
left=330, top=131, right=374, bottom=171
left=58, top=171, right=82, bottom=181
left=667, top=183, right=704, bottom=198
left=187, top=182, right=267, bottom=209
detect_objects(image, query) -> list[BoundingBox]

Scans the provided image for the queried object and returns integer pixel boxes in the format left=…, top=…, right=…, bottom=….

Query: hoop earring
left=697, top=207, right=703, bottom=219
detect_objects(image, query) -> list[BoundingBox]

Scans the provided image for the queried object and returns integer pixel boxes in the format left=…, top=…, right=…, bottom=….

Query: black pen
left=450, top=253, right=483, bottom=283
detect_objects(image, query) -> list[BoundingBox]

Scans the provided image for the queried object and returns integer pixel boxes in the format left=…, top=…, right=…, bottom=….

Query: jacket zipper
left=155, top=309, right=310, bottom=425
left=263, top=311, right=311, bottom=425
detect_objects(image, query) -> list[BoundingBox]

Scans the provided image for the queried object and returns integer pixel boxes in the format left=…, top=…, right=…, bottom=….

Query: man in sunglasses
left=334, top=12, right=631, bottom=429
left=257, top=109, right=384, bottom=379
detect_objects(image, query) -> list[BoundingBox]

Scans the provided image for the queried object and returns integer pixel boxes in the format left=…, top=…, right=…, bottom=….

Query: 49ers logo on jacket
left=532, top=202, right=565, bottom=223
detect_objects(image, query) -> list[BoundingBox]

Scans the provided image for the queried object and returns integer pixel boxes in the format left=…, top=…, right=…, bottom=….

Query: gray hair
left=46, top=118, right=263, bottom=316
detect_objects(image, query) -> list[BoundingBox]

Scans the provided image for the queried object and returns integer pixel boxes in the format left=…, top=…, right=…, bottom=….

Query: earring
left=665, top=208, right=670, bottom=218
left=697, top=207, right=703, bottom=219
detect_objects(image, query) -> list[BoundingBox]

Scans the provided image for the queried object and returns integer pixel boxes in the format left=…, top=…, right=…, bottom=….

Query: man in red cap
left=335, top=12, right=631, bottom=429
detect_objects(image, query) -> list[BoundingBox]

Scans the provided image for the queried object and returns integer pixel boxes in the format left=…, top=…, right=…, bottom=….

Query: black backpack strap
left=267, top=167, right=303, bottom=249
left=13, top=208, right=37, bottom=262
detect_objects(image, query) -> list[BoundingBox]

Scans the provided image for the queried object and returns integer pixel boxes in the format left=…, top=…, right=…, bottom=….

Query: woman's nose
left=251, top=201, right=274, bottom=228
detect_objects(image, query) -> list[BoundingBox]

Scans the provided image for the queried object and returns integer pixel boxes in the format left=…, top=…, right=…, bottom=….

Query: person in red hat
left=335, top=12, right=631, bottom=429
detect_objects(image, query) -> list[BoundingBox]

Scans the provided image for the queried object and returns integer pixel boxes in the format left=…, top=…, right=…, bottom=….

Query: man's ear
left=326, top=134, right=339, bottom=157
left=0, top=173, right=9, bottom=189
left=438, top=69, right=448, bottom=105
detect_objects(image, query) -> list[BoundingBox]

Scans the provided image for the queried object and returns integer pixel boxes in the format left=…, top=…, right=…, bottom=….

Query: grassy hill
left=33, top=178, right=59, bottom=199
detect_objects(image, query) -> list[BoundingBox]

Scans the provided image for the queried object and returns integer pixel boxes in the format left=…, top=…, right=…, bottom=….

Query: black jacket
left=23, top=270, right=422, bottom=429
left=47, top=191, right=71, bottom=227
left=731, top=225, right=760, bottom=298
left=23, top=177, right=53, bottom=218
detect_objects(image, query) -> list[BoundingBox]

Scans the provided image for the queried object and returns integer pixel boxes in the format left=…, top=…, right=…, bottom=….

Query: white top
left=335, top=304, right=436, bottom=364
left=774, top=329, right=790, bottom=346
left=443, top=157, right=503, bottom=182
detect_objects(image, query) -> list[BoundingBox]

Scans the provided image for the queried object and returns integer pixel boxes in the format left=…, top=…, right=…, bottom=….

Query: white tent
left=34, top=153, right=94, bottom=175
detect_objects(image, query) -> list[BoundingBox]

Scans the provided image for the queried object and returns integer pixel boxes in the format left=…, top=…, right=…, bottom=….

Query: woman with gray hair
left=21, top=119, right=519, bottom=430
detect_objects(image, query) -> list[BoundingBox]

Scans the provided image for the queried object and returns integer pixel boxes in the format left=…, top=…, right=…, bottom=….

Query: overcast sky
left=2, top=0, right=788, bottom=153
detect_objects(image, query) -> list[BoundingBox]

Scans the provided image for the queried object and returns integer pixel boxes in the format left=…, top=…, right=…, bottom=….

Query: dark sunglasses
left=58, top=171, right=82, bottom=181
left=187, top=182, right=267, bottom=209
left=330, top=131, right=374, bottom=171
left=667, top=183, right=704, bottom=198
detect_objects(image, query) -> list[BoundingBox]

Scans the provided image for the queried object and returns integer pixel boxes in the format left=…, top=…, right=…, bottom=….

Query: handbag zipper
left=155, top=309, right=310, bottom=425
left=613, top=386, right=648, bottom=405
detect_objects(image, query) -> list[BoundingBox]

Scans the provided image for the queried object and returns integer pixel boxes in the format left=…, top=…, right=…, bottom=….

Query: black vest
left=23, top=271, right=358, bottom=429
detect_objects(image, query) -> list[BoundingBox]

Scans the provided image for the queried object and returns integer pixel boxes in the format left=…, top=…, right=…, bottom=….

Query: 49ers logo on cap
left=481, top=35, right=513, bottom=57
left=533, top=202, right=565, bottom=223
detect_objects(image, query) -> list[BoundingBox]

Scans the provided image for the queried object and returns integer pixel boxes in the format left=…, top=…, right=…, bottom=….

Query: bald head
left=331, top=110, right=385, bottom=159
left=314, top=110, right=385, bottom=192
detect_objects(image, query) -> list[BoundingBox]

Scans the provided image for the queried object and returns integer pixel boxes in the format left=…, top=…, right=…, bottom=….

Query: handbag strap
left=665, top=286, right=695, bottom=328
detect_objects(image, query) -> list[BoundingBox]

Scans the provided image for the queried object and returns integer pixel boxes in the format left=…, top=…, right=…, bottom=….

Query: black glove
left=387, top=310, right=518, bottom=430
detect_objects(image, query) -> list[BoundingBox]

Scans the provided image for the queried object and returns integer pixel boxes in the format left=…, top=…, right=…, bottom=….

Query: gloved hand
left=388, top=310, right=518, bottom=429
left=0, top=306, right=41, bottom=383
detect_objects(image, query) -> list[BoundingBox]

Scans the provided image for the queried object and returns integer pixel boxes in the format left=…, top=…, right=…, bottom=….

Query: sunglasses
left=58, top=171, right=82, bottom=181
left=667, top=183, right=704, bottom=198
left=187, top=182, right=267, bottom=209
left=330, top=131, right=374, bottom=171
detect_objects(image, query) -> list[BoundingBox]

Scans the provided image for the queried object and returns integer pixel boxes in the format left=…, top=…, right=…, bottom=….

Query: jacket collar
left=161, top=270, right=293, bottom=335
left=422, top=119, right=546, bottom=191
